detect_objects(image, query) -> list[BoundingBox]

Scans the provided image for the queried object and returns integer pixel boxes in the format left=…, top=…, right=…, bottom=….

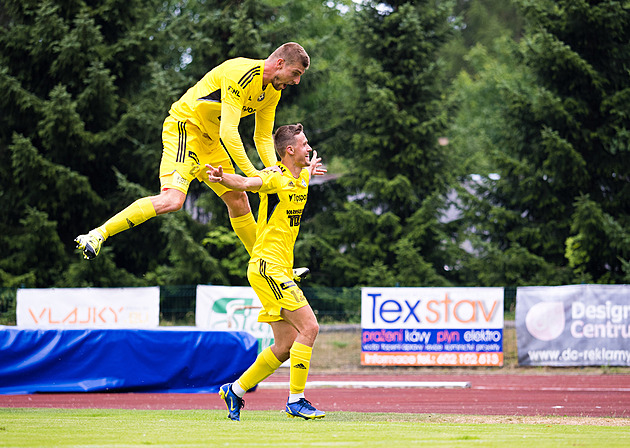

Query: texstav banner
left=361, top=287, right=504, bottom=367
left=516, top=284, right=630, bottom=366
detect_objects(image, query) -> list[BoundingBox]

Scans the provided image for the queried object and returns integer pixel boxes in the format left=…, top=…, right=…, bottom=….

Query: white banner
left=516, top=284, right=630, bottom=366
left=362, top=287, right=504, bottom=329
left=361, top=287, right=504, bottom=366
left=196, top=285, right=274, bottom=352
left=16, top=287, right=160, bottom=328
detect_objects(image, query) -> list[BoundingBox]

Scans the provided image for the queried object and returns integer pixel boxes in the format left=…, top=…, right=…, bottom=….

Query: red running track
left=1, top=374, right=629, bottom=418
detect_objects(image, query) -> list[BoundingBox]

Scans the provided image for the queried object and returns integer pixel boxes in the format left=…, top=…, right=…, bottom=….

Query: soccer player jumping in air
left=75, top=43, right=311, bottom=281
left=207, top=123, right=326, bottom=421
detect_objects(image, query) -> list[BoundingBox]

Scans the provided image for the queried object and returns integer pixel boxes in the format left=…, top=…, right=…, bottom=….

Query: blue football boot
left=219, top=383, right=244, bottom=421
left=285, top=398, right=325, bottom=420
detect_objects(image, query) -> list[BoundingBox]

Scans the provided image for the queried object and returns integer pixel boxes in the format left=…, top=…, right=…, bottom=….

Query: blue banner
left=0, top=327, right=258, bottom=394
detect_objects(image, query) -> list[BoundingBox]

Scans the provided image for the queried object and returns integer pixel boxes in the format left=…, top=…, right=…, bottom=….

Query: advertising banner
left=16, top=287, right=159, bottom=328
left=196, top=285, right=273, bottom=353
left=361, top=287, right=504, bottom=366
left=517, top=284, right=630, bottom=366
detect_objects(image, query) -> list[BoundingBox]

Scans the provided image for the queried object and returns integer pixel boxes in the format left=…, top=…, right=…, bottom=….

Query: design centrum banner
left=361, top=287, right=504, bottom=366
left=196, top=285, right=274, bottom=354
left=516, top=284, right=630, bottom=366
left=16, top=287, right=160, bottom=328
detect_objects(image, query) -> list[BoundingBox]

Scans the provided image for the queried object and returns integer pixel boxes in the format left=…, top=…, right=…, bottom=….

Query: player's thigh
left=160, top=116, right=213, bottom=194
left=280, top=304, right=318, bottom=336
left=247, top=260, right=308, bottom=324
left=196, top=141, right=238, bottom=197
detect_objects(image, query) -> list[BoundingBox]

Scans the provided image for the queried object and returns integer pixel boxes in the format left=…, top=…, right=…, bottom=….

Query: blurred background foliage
left=1, top=0, right=628, bottom=295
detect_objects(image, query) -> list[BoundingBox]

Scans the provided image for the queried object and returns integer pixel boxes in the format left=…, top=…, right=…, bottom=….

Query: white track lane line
left=258, top=381, right=471, bottom=389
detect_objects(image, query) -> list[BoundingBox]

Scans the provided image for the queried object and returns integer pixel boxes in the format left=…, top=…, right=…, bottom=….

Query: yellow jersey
left=250, top=163, right=310, bottom=268
left=168, top=58, right=281, bottom=177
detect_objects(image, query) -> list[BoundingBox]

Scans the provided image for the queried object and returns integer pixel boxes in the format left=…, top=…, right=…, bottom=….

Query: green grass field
left=1, top=409, right=628, bottom=447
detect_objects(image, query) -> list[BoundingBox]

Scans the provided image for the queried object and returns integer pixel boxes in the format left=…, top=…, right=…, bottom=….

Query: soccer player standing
left=75, top=43, right=310, bottom=272
left=207, top=123, right=326, bottom=420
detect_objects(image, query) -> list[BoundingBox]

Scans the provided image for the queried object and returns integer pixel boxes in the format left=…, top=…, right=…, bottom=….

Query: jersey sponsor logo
left=289, top=193, right=308, bottom=202
left=227, top=85, right=241, bottom=97
left=188, top=151, right=200, bottom=164
left=291, top=289, right=306, bottom=303
left=280, top=281, right=297, bottom=290
left=242, top=105, right=256, bottom=114
left=173, top=171, right=190, bottom=188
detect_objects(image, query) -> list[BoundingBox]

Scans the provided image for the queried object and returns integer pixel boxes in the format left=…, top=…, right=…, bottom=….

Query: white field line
left=258, top=381, right=471, bottom=389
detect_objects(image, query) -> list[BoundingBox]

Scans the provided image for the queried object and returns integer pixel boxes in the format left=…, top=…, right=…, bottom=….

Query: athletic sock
left=231, top=382, right=246, bottom=398
left=230, top=212, right=256, bottom=255
left=97, top=197, right=157, bottom=239
left=235, top=347, right=282, bottom=395
left=289, top=342, right=312, bottom=396
left=288, top=392, right=305, bottom=404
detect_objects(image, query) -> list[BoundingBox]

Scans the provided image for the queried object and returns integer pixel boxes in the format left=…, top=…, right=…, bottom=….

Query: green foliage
left=449, top=0, right=630, bottom=285
left=146, top=213, right=227, bottom=286
left=2, top=0, right=626, bottom=290
left=565, top=195, right=630, bottom=283
left=303, top=286, right=361, bottom=322
left=296, top=1, right=457, bottom=288
left=202, top=226, right=250, bottom=284
left=0, top=0, right=181, bottom=286
left=441, top=0, right=524, bottom=79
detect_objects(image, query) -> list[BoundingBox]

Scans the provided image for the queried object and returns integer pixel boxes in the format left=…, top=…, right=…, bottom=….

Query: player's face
left=292, top=132, right=312, bottom=167
left=271, top=60, right=305, bottom=91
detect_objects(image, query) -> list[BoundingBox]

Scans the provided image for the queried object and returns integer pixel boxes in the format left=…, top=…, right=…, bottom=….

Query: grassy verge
left=0, top=409, right=628, bottom=448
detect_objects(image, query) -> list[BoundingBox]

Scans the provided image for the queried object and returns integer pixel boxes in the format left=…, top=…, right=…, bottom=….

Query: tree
left=441, top=0, right=524, bottom=79
left=0, top=0, right=361, bottom=287
left=298, top=1, right=457, bottom=286
left=452, top=0, right=630, bottom=284
left=1, top=0, right=178, bottom=286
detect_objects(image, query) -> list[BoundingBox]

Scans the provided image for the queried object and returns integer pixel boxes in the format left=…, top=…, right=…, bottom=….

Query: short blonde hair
left=274, top=123, right=304, bottom=158
left=269, top=42, right=310, bottom=70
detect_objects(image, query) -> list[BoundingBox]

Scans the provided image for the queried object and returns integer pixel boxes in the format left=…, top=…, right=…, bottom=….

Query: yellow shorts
left=247, top=259, right=308, bottom=323
left=159, top=115, right=235, bottom=196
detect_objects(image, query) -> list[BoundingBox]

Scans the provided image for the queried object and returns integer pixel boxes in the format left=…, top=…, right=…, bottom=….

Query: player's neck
left=262, top=58, right=273, bottom=89
left=281, top=159, right=302, bottom=178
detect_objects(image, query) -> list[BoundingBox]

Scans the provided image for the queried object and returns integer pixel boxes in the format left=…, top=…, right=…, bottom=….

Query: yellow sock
left=97, top=197, right=157, bottom=239
left=289, top=342, right=312, bottom=395
left=236, top=347, right=282, bottom=392
left=230, top=212, right=256, bottom=255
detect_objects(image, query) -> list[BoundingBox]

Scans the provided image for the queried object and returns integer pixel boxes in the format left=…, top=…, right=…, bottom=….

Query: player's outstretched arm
left=206, top=164, right=263, bottom=192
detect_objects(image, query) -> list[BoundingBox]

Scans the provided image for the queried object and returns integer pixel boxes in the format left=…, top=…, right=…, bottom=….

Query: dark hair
left=270, top=42, right=310, bottom=70
left=273, top=123, right=304, bottom=158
